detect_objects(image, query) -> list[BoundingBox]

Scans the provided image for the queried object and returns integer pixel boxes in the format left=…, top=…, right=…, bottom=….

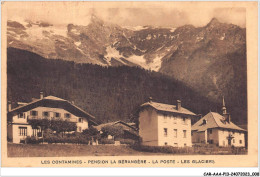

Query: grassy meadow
left=7, top=143, right=166, bottom=157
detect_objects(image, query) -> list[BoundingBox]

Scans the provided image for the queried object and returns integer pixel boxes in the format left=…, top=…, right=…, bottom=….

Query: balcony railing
left=27, top=115, right=78, bottom=123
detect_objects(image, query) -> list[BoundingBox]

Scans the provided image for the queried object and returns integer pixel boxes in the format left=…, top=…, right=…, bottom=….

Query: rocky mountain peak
left=90, top=14, right=105, bottom=26
left=207, top=18, right=221, bottom=27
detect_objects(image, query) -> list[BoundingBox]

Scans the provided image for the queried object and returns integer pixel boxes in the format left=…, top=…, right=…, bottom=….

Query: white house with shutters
left=138, top=98, right=197, bottom=147
left=7, top=92, right=96, bottom=143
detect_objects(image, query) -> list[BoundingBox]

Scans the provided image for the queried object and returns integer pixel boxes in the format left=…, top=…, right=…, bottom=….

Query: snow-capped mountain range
left=7, top=15, right=178, bottom=71
left=7, top=15, right=246, bottom=105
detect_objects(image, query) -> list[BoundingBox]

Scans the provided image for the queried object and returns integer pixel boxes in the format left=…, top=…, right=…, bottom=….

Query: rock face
left=7, top=17, right=247, bottom=123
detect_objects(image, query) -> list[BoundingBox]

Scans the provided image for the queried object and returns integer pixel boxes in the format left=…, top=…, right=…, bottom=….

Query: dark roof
left=140, top=101, right=196, bottom=116
left=192, top=112, right=246, bottom=132
left=94, top=121, right=137, bottom=131
left=8, top=95, right=97, bottom=125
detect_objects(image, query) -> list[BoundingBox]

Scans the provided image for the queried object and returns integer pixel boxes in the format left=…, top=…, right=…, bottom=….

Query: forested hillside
left=7, top=48, right=242, bottom=124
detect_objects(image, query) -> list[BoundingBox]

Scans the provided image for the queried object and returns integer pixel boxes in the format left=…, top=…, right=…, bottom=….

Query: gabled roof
left=140, top=101, right=196, bottom=116
left=8, top=95, right=97, bottom=125
left=94, top=121, right=137, bottom=132
left=192, top=112, right=246, bottom=132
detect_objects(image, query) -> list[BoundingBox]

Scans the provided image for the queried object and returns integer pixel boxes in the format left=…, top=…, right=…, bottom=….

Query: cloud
left=6, top=2, right=245, bottom=28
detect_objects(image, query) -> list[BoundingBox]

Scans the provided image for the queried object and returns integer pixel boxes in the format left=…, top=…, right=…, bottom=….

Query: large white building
left=138, top=98, right=197, bottom=147
left=191, top=98, right=246, bottom=147
left=7, top=92, right=96, bottom=143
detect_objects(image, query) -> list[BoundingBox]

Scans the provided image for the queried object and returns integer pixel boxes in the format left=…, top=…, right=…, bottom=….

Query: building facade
left=191, top=98, right=246, bottom=147
left=138, top=98, right=197, bottom=147
left=7, top=92, right=96, bottom=143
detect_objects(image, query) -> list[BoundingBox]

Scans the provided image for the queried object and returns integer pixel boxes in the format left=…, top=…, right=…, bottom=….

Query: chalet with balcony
left=138, top=98, right=197, bottom=147
left=7, top=92, right=96, bottom=143
left=191, top=97, right=246, bottom=147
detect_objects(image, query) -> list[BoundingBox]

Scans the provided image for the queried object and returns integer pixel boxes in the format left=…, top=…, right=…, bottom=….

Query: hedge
left=25, top=136, right=43, bottom=144
left=131, top=144, right=194, bottom=154
left=99, top=139, right=115, bottom=144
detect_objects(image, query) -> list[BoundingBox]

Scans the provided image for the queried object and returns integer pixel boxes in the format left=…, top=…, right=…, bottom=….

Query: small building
left=138, top=98, right=197, bottom=147
left=7, top=92, right=97, bottom=143
left=191, top=97, right=246, bottom=147
left=94, top=121, right=138, bottom=140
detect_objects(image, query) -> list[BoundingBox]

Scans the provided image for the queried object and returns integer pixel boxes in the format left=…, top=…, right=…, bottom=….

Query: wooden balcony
left=27, top=115, right=78, bottom=123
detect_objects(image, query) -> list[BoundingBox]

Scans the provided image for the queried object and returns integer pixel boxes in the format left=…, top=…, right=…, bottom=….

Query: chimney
left=8, top=101, right=11, bottom=112
left=176, top=100, right=181, bottom=111
left=40, top=92, right=44, bottom=99
left=149, top=97, right=153, bottom=103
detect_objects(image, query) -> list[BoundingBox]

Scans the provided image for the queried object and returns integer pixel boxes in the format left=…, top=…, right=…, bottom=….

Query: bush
left=119, top=139, right=136, bottom=145
left=25, top=136, right=43, bottom=144
left=99, top=139, right=115, bottom=144
left=44, top=134, right=90, bottom=144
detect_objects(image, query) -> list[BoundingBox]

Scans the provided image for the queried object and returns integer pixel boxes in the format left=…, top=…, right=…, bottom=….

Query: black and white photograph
left=1, top=1, right=258, bottom=169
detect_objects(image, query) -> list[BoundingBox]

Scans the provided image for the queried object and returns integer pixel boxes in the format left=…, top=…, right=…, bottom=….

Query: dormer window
left=203, top=119, right=207, bottom=125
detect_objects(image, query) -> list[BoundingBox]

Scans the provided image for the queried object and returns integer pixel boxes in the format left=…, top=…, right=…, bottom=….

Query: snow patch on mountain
left=170, top=28, right=176, bottom=32
left=105, top=46, right=125, bottom=65
left=123, top=26, right=149, bottom=31
left=74, top=41, right=81, bottom=47
left=147, top=56, right=162, bottom=72
left=105, top=46, right=162, bottom=71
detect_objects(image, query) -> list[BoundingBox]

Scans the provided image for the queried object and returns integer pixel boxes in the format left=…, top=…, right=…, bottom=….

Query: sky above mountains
left=5, top=2, right=246, bottom=28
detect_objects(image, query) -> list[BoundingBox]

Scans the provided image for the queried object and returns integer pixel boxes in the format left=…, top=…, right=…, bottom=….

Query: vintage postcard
left=1, top=1, right=258, bottom=168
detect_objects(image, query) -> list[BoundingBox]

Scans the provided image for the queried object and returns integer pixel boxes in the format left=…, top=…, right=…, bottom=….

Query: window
left=42, top=111, right=50, bottom=117
left=163, top=115, right=167, bottom=122
left=183, top=130, right=187, bottom=138
left=233, top=139, right=235, bottom=143
left=174, top=129, right=177, bottom=138
left=78, top=126, right=82, bottom=132
left=209, top=129, right=212, bottom=134
left=64, top=113, right=71, bottom=118
left=174, top=143, right=178, bottom=147
left=30, top=110, right=38, bottom=116
left=239, top=140, right=242, bottom=144
left=19, top=127, right=27, bottom=136
left=18, top=113, right=25, bottom=119
left=208, top=140, right=214, bottom=144
left=164, top=142, right=168, bottom=146
left=54, top=112, right=60, bottom=118
left=184, top=143, right=187, bottom=147
left=32, top=128, right=41, bottom=137
left=182, top=118, right=186, bottom=124
left=164, top=128, right=168, bottom=137
left=173, top=117, right=177, bottom=124
left=78, top=118, right=83, bottom=123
